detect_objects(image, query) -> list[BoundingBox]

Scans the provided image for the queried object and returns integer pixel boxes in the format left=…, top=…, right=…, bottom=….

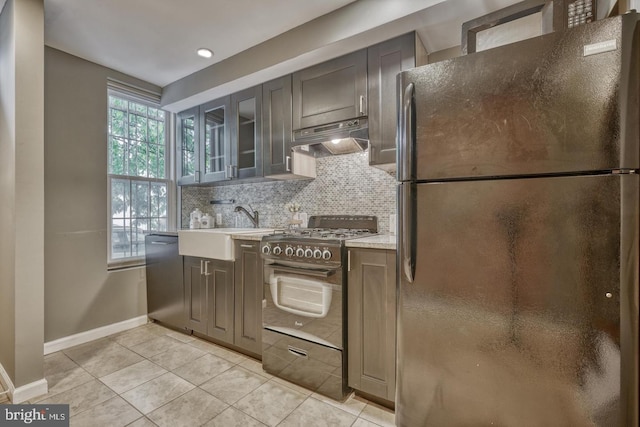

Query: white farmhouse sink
left=178, top=228, right=273, bottom=260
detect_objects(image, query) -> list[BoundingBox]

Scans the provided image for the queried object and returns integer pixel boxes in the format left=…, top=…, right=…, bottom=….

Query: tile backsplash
left=181, top=151, right=397, bottom=233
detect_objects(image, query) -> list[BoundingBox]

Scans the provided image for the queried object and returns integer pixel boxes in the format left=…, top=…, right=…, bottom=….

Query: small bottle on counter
left=189, top=208, right=202, bottom=229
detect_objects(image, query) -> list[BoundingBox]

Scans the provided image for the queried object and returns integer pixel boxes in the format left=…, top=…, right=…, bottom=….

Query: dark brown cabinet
left=292, top=49, right=367, bottom=130
left=184, top=256, right=235, bottom=344
left=201, top=96, right=232, bottom=183
left=262, top=76, right=292, bottom=177
left=367, top=33, right=427, bottom=170
left=234, top=240, right=263, bottom=356
left=176, top=107, right=200, bottom=185
left=231, top=85, right=262, bottom=180
left=347, top=248, right=397, bottom=402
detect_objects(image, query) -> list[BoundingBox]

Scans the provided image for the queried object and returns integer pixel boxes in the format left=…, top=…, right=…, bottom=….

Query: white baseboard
left=12, top=378, right=48, bottom=403
left=0, top=362, right=13, bottom=399
left=0, top=362, right=48, bottom=404
left=44, top=315, right=148, bottom=355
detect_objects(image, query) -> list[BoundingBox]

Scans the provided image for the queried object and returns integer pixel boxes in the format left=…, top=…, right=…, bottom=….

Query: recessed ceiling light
left=197, top=48, right=213, bottom=58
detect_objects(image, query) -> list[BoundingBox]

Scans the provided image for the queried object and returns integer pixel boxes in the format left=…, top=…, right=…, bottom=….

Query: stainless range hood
left=292, top=118, right=368, bottom=157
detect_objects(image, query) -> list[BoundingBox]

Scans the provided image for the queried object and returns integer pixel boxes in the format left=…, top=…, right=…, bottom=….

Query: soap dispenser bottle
left=189, top=208, right=202, bottom=229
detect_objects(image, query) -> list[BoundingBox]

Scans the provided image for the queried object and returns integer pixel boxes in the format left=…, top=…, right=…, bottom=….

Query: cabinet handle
left=240, top=244, right=254, bottom=248
left=347, top=250, right=351, bottom=272
left=204, top=260, right=211, bottom=276
left=200, top=259, right=204, bottom=275
left=359, top=95, right=365, bottom=116
left=287, top=346, right=308, bottom=359
left=285, top=156, right=291, bottom=172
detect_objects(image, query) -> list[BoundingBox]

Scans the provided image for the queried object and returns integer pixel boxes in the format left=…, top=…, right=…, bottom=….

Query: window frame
left=107, top=88, right=175, bottom=269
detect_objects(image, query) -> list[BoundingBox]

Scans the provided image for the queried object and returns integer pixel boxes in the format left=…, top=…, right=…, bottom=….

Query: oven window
left=269, top=275, right=333, bottom=318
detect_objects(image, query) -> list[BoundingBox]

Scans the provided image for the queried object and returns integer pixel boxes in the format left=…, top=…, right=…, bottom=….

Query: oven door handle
left=271, top=264, right=336, bottom=278
left=269, top=276, right=333, bottom=318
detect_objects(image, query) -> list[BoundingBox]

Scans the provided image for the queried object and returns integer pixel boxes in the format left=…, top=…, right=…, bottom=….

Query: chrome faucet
left=234, top=205, right=259, bottom=228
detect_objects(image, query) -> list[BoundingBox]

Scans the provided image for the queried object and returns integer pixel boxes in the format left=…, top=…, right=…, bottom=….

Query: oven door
left=263, top=261, right=343, bottom=350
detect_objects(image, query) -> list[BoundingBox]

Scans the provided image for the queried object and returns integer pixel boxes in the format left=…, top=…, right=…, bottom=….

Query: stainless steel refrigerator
left=396, top=13, right=639, bottom=427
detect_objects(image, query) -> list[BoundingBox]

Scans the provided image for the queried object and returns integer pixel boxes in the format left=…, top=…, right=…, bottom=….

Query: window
left=107, top=90, right=171, bottom=266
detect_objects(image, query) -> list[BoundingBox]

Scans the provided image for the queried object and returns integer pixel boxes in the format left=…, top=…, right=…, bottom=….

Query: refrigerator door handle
left=400, top=183, right=416, bottom=283
left=397, top=80, right=415, bottom=182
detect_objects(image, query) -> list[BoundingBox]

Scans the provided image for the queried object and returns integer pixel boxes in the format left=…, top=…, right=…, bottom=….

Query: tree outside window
left=108, top=92, right=170, bottom=264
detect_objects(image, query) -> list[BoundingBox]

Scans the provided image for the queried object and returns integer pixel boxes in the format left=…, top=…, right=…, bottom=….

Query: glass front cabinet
left=176, top=85, right=262, bottom=185
left=177, top=107, right=200, bottom=185
left=231, top=86, right=262, bottom=180
left=202, top=97, right=231, bottom=183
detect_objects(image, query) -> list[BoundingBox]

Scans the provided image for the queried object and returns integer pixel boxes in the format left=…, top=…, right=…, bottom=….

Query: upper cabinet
left=176, top=33, right=426, bottom=184
left=292, top=49, right=367, bottom=130
left=177, top=107, right=200, bottom=185
left=262, top=76, right=292, bottom=176
left=263, top=76, right=316, bottom=180
left=202, top=96, right=232, bottom=182
left=177, top=86, right=263, bottom=185
left=367, top=33, right=427, bottom=171
left=231, top=85, right=262, bottom=180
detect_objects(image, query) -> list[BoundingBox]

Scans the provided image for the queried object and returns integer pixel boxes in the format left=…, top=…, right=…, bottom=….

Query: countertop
left=345, top=234, right=397, bottom=250
left=230, top=232, right=269, bottom=241
left=230, top=230, right=284, bottom=241
left=232, top=231, right=398, bottom=248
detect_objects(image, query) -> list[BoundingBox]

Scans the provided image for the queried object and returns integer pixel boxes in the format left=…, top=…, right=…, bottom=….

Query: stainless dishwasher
left=145, top=232, right=186, bottom=330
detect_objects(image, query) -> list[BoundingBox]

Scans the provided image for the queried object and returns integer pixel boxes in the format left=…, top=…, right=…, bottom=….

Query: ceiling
left=44, top=0, right=358, bottom=87
left=38, top=0, right=530, bottom=110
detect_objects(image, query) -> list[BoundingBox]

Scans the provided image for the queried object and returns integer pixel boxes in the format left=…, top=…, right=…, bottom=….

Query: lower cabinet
left=347, top=248, right=397, bottom=402
left=184, top=256, right=234, bottom=345
left=183, top=241, right=264, bottom=357
left=234, top=240, right=263, bottom=355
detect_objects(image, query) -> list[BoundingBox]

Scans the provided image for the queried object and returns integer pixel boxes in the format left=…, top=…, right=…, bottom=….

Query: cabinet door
left=231, top=86, right=262, bottom=180
left=206, top=259, right=235, bottom=344
left=176, top=107, right=200, bottom=185
left=348, top=248, right=397, bottom=402
left=234, top=240, right=263, bottom=355
left=292, top=49, right=367, bottom=130
left=201, top=97, right=232, bottom=182
left=184, top=256, right=207, bottom=334
left=262, top=76, right=293, bottom=177
left=367, top=33, right=417, bottom=169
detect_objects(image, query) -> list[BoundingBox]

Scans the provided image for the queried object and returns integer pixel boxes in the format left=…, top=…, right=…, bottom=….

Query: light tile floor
left=3, top=323, right=395, bottom=427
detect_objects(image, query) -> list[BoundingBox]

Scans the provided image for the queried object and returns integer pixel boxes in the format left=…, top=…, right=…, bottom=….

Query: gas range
left=260, top=215, right=378, bottom=266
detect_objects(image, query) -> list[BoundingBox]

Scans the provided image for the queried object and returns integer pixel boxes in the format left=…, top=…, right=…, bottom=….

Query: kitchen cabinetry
left=177, top=107, right=200, bottom=185
left=262, top=75, right=316, bottom=180
left=292, top=49, right=367, bottom=130
left=201, top=96, right=232, bottom=183
left=231, top=85, right=262, bottom=179
left=347, top=248, right=396, bottom=402
left=367, top=32, right=427, bottom=170
left=176, top=97, right=231, bottom=185
left=234, top=240, right=263, bottom=356
left=262, top=76, right=291, bottom=176
left=177, top=86, right=263, bottom=184
left=184, top=256, right=234, bottom=344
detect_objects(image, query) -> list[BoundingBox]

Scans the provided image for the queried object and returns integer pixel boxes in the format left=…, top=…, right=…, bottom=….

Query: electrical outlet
left=299, top=212, right=308, bottom=228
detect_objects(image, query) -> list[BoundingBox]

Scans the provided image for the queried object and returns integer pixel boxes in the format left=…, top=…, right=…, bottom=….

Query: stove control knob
left=296, top=247, right=305, bottom=257
left=285, top=246, right=294, bottom=257
left=304, top=248, right=313, bottom=258
left=313, top=249, right=322, bottom=259
left=273, top=246, right=282, bottom=256
left=322, top=250, right=332, bottom=260
left=261, top=245, right=271, bottom=255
